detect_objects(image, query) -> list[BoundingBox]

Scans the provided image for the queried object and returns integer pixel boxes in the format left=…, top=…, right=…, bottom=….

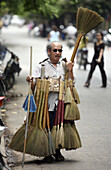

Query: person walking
left=47, top=25, right=61, bottom=42
left=26, top=41, right=81, bottom=162
left=84, top=32, right=107, bottom=88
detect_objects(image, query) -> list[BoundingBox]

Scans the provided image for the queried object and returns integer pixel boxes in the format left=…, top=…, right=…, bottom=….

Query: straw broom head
left=76, top=7, right=104, bottom=36
left=70, top=7, right=104, bottom=62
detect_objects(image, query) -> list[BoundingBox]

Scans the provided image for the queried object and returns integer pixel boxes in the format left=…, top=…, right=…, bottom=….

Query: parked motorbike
left=0, top=97, right=10, bottom=170
left=0, top=72, right=6, bottom=96
left=77, top=47, right=89, bottom=70
left=0, top=48, right=22, bottom=94
left=0, top=45, right=7, bottom=65
left=0, top=126, right=10, bottom=170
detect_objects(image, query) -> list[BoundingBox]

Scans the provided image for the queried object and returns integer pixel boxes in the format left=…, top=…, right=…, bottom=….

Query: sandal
left=43, top=156, right=54, bottom=162
left=84, top=82, right=90, bottom=88
left=54, top=150, right=65, bottom=161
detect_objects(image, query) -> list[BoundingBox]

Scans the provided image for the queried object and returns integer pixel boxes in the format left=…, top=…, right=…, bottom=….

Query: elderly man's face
left=48, top=42, right=62, bottom=64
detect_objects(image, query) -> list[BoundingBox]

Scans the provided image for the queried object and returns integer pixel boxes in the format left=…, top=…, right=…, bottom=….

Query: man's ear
left=47, top=49, right=50, bottom=56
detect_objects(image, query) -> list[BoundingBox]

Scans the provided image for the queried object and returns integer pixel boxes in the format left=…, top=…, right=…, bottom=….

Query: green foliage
left=0, top=1, right=9, bottom=16
left=0, top=0, right=111, bottom=22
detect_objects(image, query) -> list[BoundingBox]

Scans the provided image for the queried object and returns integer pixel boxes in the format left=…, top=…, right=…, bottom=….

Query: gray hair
left=47, top=41, right=63, bottom=52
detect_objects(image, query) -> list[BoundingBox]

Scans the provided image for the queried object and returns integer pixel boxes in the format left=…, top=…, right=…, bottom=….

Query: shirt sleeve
left=32, top=64, right=41, bottom=78
left=100, top=43, right=105, bottom=50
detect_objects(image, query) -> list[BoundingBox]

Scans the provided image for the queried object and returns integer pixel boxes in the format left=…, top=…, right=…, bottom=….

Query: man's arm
left=26, top=76, right=36, bottom=94
left=65, top=61, right=74, bottom=80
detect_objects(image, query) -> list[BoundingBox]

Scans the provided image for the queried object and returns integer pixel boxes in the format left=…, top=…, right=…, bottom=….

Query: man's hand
left=26, top=76, right=33, bottom=83
left=26, top=76, right=36, bottom=93
left=65, top=61, right=74, bottom=72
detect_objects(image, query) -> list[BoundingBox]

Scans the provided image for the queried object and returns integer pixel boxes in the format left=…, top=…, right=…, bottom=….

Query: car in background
left=10, top=15, right=26, bottom=27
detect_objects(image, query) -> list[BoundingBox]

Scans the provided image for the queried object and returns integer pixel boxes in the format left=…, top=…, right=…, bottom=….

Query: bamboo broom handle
left=57, top=81, right=64, bottom=125
left=39, top=80, right=46, bottom=129
left=61, top=86, right=65, bottom=124
left=25, top=46, right=32, bottom=126
left=65, top=33, right=83, bottom=80
left=47, top=105, right=50, bottom=130
left=70, top=33, right=83, bottom=62
left=22, top=46, right=32, bottom=167
left=34, top=80, right=44, bottom=128
left=32, top=79, right=41, bottom=126
left=28, top=46, right=33, bottom=126
left=43, top=80, right=49, bottom=129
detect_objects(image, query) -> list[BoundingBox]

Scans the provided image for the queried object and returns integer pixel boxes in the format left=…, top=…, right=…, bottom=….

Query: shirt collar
left=47, top=58, right=61, bottom=65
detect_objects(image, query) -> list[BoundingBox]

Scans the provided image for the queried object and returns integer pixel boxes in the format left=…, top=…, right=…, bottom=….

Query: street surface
left=1, top=25, right=111, bottom=170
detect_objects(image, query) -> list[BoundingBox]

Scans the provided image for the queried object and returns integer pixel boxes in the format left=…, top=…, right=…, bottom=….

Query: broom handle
left=57, top=81, right=64, bottom=125
left=70, top=33, right=83, bottom=62
left=61, top=88, right=65, bottom=124
left=35, top=80, right=44, bottom=128
left=39, top=80, right=46, bottom=129
left=22, top=46, right=32, bottom=167
left=43, top=81, right=49, bottom=129
left=65, top=34, right=83, bottom=80
left=47, top=105, right=50, bottom=130
left=32, top=79, right=41, bottom=126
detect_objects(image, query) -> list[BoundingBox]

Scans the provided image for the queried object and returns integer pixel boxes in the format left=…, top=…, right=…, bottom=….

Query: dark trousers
left=49, top=108, right=56, bottom=130
left=86, top=59, right=107, bottom=87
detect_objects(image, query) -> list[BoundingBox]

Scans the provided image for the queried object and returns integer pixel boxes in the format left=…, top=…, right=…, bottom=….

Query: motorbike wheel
left=3, top=74, right=15, bottom=91
left=0, top=80, right=6, bottom=96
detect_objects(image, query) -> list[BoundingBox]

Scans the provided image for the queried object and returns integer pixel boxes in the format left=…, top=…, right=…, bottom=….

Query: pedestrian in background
left=84, top=32, right=107, bottom=88
left=47, top=25, right=61, bottom=42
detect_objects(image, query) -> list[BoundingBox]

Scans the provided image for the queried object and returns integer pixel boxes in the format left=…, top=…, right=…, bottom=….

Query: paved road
left=1, top=25, right=111, bottom=170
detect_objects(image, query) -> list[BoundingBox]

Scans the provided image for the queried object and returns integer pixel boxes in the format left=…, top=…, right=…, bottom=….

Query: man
left=26, top=41, right=74, bottom=162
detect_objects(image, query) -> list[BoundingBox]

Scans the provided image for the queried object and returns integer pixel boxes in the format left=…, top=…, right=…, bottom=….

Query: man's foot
left=54, top=150, right=65, bottom=161
left=43, top=156, right=54, bottom=163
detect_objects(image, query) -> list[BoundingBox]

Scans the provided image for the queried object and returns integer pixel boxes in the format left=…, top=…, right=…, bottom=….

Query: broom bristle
left=64, top=101, right=80, bottom=121
left=72, top=86, right=80, bottom=104
left=64, top=123, right=81, bottom=150
left=51, top=125, right=57, bottom=148
left=58, top=124, right=64, bottom=148
left=76, top=7, right=104, bottom=35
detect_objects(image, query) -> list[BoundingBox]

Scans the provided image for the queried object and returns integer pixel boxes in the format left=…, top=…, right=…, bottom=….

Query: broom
left=22, top=46, right=35, bottom=167
left=65, top=7, right=104, bottom=81
left=42, top=80, right=55, bottom=155
left=29, top=79, right=49, bottom=157
left=71, top=123, right=82, bottom=149
left=70, top=7, right=104, bottom=63
left=8, top=47, right=36, bottom=164
left=42, top=80, right=49, bottom=134
left=51, top=101, right=58, bottom=148
left=58, top=84, right=65, bottom=149
left=46, top=88, right=55, bottom=155
left=64, top=122, right=82, bottom=150
left=64, top=80, right=80, bottom=121
left=55, top=80, right=64, bottom=149
left=64, top=8, right=104, bottom=150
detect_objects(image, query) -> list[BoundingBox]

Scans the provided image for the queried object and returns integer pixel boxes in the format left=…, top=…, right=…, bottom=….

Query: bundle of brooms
left=9, top=79, right=56, bottom=157
left=63, top=7, right=104, bottom=150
